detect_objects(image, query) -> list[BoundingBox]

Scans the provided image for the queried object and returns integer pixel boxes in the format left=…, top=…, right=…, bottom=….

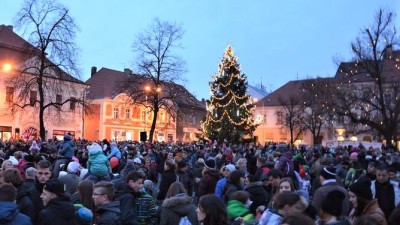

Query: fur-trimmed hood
left=162, top=193, right=193, bottom=208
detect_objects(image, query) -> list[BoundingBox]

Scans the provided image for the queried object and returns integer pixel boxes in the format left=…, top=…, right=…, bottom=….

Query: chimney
left=6, top=25, right=13, bottom=31
left=124, top=68, right=132, bottom=75
left=91, top=66, right=97, bottom=76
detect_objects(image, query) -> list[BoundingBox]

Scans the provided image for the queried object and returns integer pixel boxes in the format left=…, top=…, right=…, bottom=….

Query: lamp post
left=143, top=85, right=162, bottom=142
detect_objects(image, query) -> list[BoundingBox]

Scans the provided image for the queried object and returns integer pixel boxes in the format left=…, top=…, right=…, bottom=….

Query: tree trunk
left=149, top=99, right=159, bottom=142
left=38, top=76, right=46, bottom=141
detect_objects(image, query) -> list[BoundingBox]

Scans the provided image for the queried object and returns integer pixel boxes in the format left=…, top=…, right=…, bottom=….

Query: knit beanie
left=321, top=190, right=345, bottom=217
left=349, top=179, right=372, bottom=200
left=320, top=166, right=337, bottom=180
left=204, top=158, right=216, bottom=170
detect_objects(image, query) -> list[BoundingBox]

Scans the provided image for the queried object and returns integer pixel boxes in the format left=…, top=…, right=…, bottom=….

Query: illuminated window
left=6, top=87, right=13, bottom=103
left=113, top=107, right=119, bottom=119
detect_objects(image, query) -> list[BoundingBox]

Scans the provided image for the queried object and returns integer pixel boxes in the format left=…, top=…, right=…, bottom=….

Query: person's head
left=25, top=167, right=37, bottom=180
left=349, top=180, right=373, bottom=216
left=367, top=162, right=377, bottom=174
left=164, top=159, right=176, bottom=171
left=256, top=157, right=267, bottom=168
left=267, top=169, right=283, bottom=188
left=126, top=171, right=145, bottom=193
left=177, top=160, right=188, bottom=171
left=228, top=170, right=245, bottom=189
left=93, top=181, right=114, bottom=206
left=279, top=177, right=295, bottom=193
left=0, top=168, right=22, bottom=187
left=376, top=165, right=390, bottom=184
left=165, top=181, right=187, bottom=198
left=389, top=205, right=400, bottom=225
left=197, top=194, right=228, bottom=225
left=319, top=166, right=337, bottom=183
left=36, top=160, right=52, bottom=184
left=274, top=192, right=305, bottom=216
left=230, top=190, right=252, bottom=208
left=281, top=213, right=315, bottom=225
left=78, top=180, right=94, bottom=210
left=41, top=179, right=66, bottom=207
left=1, top=160, right=13, bottom=171
left=203, top=158, right=216, bottom=172
left=320, top=190, right=345, bottom=218
left=0, top=183, right=17, bottom=202
left=236, top=158, right=247, bottom=170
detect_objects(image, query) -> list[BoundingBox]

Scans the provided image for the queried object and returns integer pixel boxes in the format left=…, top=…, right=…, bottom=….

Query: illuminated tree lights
left=202, top=45, right=258, bottom=143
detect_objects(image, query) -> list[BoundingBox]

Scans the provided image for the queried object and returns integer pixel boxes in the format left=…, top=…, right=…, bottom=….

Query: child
left=86, top=142, right=111, bottom=182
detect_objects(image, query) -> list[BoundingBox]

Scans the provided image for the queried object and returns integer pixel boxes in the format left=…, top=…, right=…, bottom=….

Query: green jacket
left=227, top=200, right=254, bottom=221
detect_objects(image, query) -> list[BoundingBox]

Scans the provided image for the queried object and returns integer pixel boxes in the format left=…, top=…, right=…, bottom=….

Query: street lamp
left=143, top=85, right=162, bottom=139
left=2, top=63, right=12, bottom=72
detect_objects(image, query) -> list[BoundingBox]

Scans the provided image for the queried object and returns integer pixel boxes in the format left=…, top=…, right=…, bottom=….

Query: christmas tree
left=202, top=45, right=257, bottom=144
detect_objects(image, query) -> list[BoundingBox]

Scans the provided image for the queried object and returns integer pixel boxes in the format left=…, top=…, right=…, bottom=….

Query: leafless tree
left=9, top=0, right=88, bottom=140
left=301, top=78, right=336, bottom=145
left=276, top=96, right=305, bottom=145
left=332, top=9, right=400, bottom=147
left=120, top=18, right=189, bottom=142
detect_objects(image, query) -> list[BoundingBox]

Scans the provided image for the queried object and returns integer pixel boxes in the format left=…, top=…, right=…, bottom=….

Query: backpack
left=178, top=216, right=192, bottom=225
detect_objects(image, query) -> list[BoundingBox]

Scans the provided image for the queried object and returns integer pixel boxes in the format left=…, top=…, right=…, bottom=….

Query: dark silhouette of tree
left=120, top=18, right=189, bottom=142
left=9, top=0, right=88, bottom=140
left=276, top=96, right=305, bottom=145
left=331, top=9, right=400, bottom=147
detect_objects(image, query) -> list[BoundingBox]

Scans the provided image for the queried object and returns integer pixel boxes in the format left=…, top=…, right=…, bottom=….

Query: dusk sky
left=1, top=0, right=399, bottom=100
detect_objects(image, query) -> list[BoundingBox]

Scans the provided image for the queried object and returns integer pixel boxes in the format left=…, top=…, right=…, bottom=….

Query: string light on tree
left=201, top=45, right=258, bottom=143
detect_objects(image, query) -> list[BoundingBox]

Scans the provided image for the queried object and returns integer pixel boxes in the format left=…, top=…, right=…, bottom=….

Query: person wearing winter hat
left=198, top=158, right=220, bottom=198
left=319, top=190, right=351, bottom=225
left=312, top=166, right=350, bottom=217
left=38, top=179, right=76, bottom=225
left=349, top=179, right=387, bottom=225
left=86, top=142, right=111, bottom=182
left=52, top=134, right=75, bottom=178
left=58, top=161, right=81, bottom=195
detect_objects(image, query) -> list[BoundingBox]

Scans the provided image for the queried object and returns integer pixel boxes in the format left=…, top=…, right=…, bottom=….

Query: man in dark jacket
left=53, top=134, right=75, bottom=177
left=93, top=181, right=121, bottom=225
left=116, top=171, right=145, bottom=225
left=0, top=183, right=32, bottom=225
left=245, top=174, right=269, bottom=215
left=28, top=160, right=52, bottom=224
left=37, top=179, right=76, bottom=225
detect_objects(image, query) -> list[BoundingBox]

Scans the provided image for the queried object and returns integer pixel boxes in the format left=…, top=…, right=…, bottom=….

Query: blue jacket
left=108, top=143, right=121, bottom=159
left=215, top=177, right=227, bottom=200
left=0, top=202, right=32, bottom=225
left=88, top=151, right=110, bottom=177
left=59, top=134, right=75, bottom=158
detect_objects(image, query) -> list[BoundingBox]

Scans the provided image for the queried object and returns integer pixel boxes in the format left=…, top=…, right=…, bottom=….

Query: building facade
left=84, top=67, right=206, bottom=142
left=0, top=25, right=87, bottom=141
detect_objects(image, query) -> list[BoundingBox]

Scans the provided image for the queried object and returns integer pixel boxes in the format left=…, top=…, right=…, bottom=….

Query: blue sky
left=1, top=0, right=399, bottom=100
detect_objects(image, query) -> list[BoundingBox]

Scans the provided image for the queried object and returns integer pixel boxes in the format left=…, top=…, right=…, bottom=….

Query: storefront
left=53, top=130, right=75, bottom=141
left=0, top=126, right=12, bottom=140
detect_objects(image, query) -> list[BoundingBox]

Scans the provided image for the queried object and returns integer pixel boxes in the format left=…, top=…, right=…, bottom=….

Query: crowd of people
left=0, top=134, right=400, bottom=225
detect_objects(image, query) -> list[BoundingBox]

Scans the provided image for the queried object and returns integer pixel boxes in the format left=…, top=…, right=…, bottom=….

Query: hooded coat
left=159, top=193, right=198, bottom=225
left=226, top=200, right=254, bottom=222
left=16, top=183, right=35, bottom=220
left=59, top=134, right=75, bottom=158
left=37, top=196, right=76, bottom=225
left=245, top=181, right=269, bottom=214
left=198, top=169, right=220, bottom=198
left=0, top=202, right=32, bottom=225
left=94, top=201, right=121, bottom=225
left=88, top=148, right=110, bottom=177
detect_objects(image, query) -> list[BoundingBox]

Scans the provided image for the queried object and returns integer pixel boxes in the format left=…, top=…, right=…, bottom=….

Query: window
left=56, top=95, right=62, bottom=104
left=30, top=90, right=37, bottom=106
left=113, top=107, right=119, bottom=119
left=6, top=87, right=13, bottom=103
left=276, top=111, right=284, bottom=125
left=141, top=110, right=146, bottom=121
left=69, top=97, right=76, bottom=110
left=125, top=108, right=130, bottom=119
